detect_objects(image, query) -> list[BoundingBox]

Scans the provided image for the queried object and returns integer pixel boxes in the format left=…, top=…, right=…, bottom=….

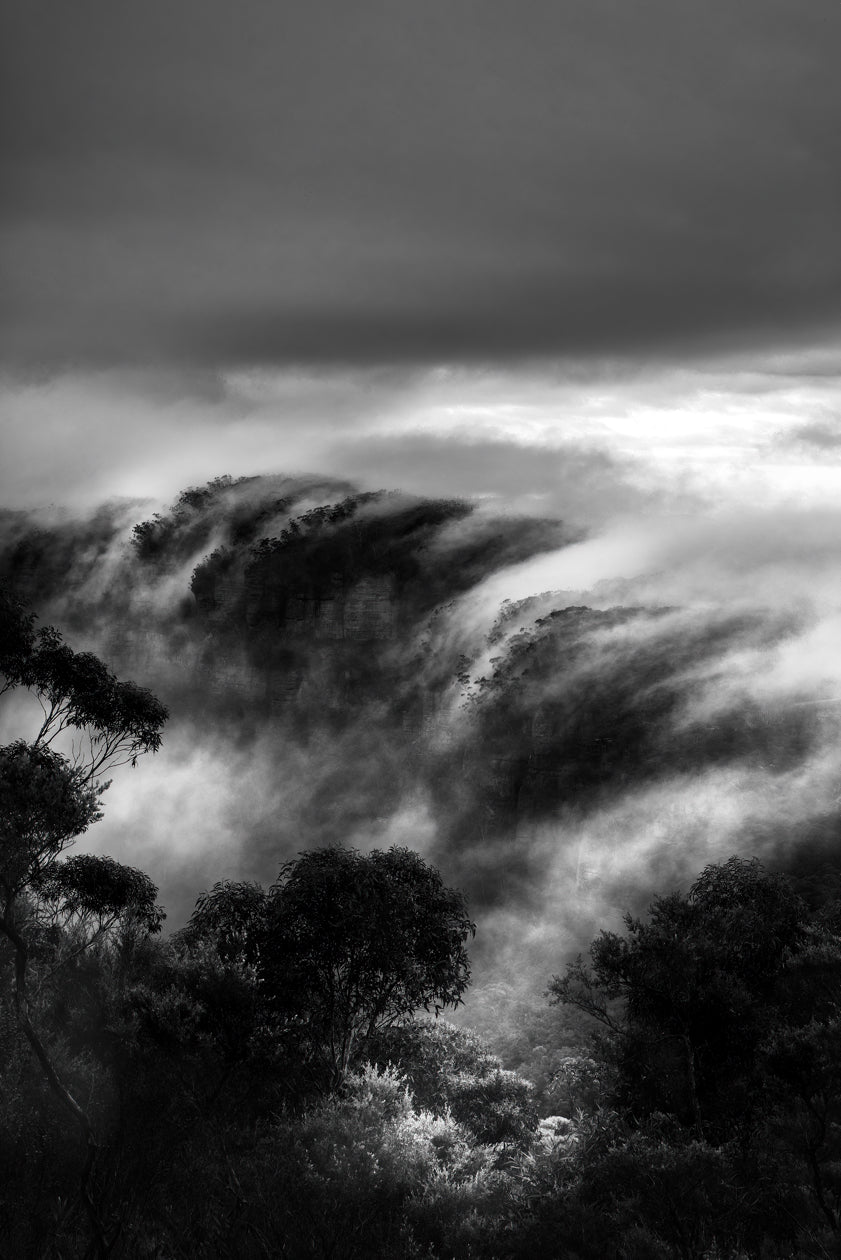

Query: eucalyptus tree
left=186, top=845, right=476, bottom=1092
left=0, top=588, right=167, bottom=1255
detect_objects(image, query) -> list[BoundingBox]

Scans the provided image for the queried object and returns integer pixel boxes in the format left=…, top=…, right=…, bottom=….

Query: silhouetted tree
left=551, top=857, right=808, bottom=1136
left=262, top=846, right=475, bottom=1088
left=0, top=588, right=167, bottom=1255
left=185, top=846, right=475, bottom=1092
left=181, top=878, right=268, bottom=968
left=547, top=856, right=841, bottom=1254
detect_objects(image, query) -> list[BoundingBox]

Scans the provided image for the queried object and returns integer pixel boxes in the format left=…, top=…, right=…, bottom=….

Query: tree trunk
left=0, top=907, right=114, bottom=1258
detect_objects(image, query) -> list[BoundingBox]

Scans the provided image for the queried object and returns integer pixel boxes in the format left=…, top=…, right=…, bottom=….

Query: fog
left=3, top=458, right=841, bottom=1035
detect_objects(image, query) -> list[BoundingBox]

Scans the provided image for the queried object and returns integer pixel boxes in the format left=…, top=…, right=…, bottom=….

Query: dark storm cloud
left=3, top=0, right=841, bottom=371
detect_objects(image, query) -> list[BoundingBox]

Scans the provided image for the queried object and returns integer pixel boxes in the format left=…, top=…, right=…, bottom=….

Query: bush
left=161, top=1064, right=508, bottom=1259
left=369, top=1018, right=538, bottom=1149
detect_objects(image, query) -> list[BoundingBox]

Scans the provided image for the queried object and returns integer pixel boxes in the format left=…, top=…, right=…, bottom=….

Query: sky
left=3, top=0, right=841, bottom=519
left=5, top=1, right=841, bottom=1007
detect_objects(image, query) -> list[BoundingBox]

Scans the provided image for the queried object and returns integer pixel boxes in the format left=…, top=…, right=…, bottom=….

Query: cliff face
left=178, top=488, right=573, bottom=725
left=240, top=569, right=398, bottom=643
left=421, top=600, right=824, bottom=875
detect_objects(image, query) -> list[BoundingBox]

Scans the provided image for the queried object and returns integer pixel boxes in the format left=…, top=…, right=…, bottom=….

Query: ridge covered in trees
left=0, top=475, right=827, bottom=939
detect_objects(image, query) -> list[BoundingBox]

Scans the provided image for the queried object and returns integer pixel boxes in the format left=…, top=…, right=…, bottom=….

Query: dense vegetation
left=3, top=556, right=841, bottom=1256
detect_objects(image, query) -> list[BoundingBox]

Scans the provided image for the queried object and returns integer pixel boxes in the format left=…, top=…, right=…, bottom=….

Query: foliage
left=0, top=740, right=103, bottom=898
left=261, top=845, right=475, bottom=1086
left=4, top=844, right=841, bottom=1258
left=173, top=1065, right=505, bottom=1259
left=5, top=574, right=841, bottom=1260
left=551, top=856, right=811, bottom=1135
left=0, top=586, right=167, bottom=782
left=450, top=606, right=817, bottom=878
left=369, top=1018, right=538, bottom=1148
left=547, top=1052, right=611, bottom=1116
left=502, top=1107, right=807, bottom=1260
left=131, top=475, right=257, bottom=562
left=180, top=878, right=269, bottom=967
left=0, top=589, right=168, bottom=1259
left=33, top=854, right=165, bottom=939
left=181, top=848, right=476, bottom=1093
left=547, top=856, right=841, bottom=1254
left=246, top=493, right=471, bottom=603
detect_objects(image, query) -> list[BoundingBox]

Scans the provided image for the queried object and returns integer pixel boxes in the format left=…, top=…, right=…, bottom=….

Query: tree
left=0, top=588, right=166, bottom=782
left=155, top=881, right=278, bottom=1116
left=180, top=878, right=268, bottom=968
left=186, top=846, right=475, bottom=1090
left=34, top=853, right=164, bottom=951
left=0, top=588, right=167, bottom=1255
left=549, top=856, right=841, bottom=1253
left=551, top=856, right=809, bottom=1136
left=264, top=846, right=475, bottom=1087
left=0, top=741, right=103, bottom=895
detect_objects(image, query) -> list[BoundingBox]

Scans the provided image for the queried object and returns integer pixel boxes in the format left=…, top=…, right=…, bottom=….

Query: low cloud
left=6, top=459, right=841, bottom=1018
left=9, top=348, right=841, bottom=520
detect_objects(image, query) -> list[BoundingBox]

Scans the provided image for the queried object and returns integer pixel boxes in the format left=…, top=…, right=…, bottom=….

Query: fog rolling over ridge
left=3, top=472, right=841, bottom=1025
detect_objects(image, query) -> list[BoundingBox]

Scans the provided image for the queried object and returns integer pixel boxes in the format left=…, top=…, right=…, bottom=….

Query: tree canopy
left=185, top=845, right=476, bottom=1087
left=549, top=856, right=841, bottom=1247
left=0, top=741, right=102, bottom=901
left=34, top=853, right=165, bottom=939
left=0, top=588, right=167, bottom=783
left=551, top=857, right=812, bottom=1133
left=0, top=587, right=168, bottom=1258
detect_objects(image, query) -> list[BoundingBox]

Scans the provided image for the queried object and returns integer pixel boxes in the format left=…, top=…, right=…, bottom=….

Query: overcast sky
left=3, top=0, right=841, bottom=515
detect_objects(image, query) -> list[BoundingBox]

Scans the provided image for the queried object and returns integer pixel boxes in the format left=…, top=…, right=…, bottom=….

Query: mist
left=3, top=466, right=841, bottom=1042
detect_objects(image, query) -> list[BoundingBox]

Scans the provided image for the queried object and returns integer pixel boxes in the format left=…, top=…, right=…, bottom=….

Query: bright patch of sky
left=4, top=340, right=841, bottom=520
